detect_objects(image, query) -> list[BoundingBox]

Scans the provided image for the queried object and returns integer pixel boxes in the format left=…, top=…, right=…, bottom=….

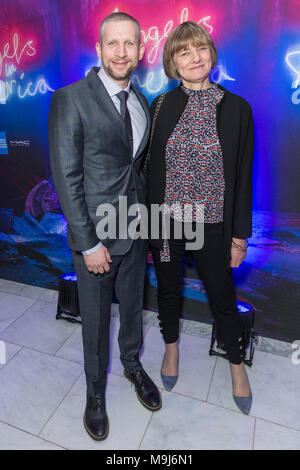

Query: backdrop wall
left=0, top=0, right=299, bottom=342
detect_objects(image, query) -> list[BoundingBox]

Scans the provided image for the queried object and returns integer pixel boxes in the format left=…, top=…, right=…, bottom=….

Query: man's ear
left=95, top=42, right=102, bottom=60
left=138, top=42, right=145, bottom=61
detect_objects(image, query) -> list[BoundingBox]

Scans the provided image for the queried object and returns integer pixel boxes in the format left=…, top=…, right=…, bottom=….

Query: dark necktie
left=116, top=90, right=133, bottom=155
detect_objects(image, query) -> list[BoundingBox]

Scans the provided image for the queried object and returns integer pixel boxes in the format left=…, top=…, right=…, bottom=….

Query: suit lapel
left=86, top=67, right=131, bottom=154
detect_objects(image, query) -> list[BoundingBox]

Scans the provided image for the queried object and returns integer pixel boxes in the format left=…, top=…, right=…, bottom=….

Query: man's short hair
left=99, top=12, right=141, bottom=44
left=163, top=21, right=218, bottom=80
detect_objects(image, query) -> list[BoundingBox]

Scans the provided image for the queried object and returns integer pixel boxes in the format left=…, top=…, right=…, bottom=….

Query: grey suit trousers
left=72, top=238, right=148, bottom=397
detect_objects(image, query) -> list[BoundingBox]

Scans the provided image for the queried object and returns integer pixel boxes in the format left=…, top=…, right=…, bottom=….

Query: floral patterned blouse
left=160, top=83, right=225, bottom=261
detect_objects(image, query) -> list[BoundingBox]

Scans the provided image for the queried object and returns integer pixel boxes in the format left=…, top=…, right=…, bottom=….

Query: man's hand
left=83, top=246, right=112, bottom=274
left=230, top=237, right=247, bottom=268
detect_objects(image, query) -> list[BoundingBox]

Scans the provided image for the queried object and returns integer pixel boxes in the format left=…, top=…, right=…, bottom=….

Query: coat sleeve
left=48, top=89, right=100, bottom=251
left=232, top=101, right=255, bottom=239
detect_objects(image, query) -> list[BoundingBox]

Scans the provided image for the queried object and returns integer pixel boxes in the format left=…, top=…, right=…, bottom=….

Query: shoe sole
left=83, top=413, right=109, bottom=441
left=124, top=370, right=162, bottom=411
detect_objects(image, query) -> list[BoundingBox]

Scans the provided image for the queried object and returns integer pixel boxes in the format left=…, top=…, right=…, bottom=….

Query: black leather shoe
left=83, top=394, right=109, bottom=440
left=124, top=369, right=162, bottom=411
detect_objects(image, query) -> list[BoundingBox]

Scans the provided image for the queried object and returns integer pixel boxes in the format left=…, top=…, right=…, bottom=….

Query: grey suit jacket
left=48, top=66, right=150, bottom=255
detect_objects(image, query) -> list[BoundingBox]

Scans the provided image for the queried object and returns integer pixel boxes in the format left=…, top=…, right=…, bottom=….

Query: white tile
left=0, top=341, right=22, bottom=369
left=40, top=372, right=152, bottom=450
left=0, top=421, right=63, bottom=450
left=0, top=292, right=36, bottom=333
left=1, top=300, right=80, bottom=354
left=18, top=285, right=58, bottom=303
left=55, top=325, right=84, bottom=364
left=0, top=348, right=82, bottom=435
left=207, top=357, right=246, bottom=412
left=0, top=279, right=25, bottom=294
left=181, top=319, right=212, bottom=338
left=55, top=315, right=151, bottom=374
left=142, top=324, right=151, bottom=337
left=1, top=282, right=299, bottom=451
left=140, top=391, right=254, bottom=450
left=254, top=419, right=300, bottom=450
left=142, top=309, right=159, bottom=326
left=252, top=334, right=264, bottom=351
left=207, top=350, right=300, bottom=430
left=139, top=327, right=216, bottom=400
left=107, top=315, right=123, bottom=375
left=261, top=337, right=293, bottom=358
left=111, top=303, right=120, bottom=317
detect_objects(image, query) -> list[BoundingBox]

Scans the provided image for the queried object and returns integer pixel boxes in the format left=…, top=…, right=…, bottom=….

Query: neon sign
left=285, top=49, right=300, bottom=105
left=141, top=8, right=213, bottom=65
left=91, top=7, right=234, bottom=94
left=0, top=33, right=36, bottom=76
left=131, top=64, right=235, bottom=94
left=132, top=68, right=170, bottom=94
left=0, top=33, right=54, bottom=104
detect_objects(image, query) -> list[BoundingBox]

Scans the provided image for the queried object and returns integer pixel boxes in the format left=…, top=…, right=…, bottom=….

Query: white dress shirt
left=82, top=67, right=147, bottom=256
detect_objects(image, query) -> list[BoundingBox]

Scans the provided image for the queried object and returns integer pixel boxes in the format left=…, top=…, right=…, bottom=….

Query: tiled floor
left=0, top=279, right=300, bottom=450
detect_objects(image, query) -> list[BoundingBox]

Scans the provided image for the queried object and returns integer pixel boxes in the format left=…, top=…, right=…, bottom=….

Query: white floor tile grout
left=0, top=341, right=83, bottom=365
left=52, top=322, right=81, bottom=357
left=1, top=279, right=300, bottom=449
left=0, top=418, right=68, bottom=449
left=137, top=412, right=155, bottom=450
left=36, top=369, right=84, bottom=437
left=2, top=340, right=300, bottom=438
left=0, top=279, right=294, bottom=360
left=0, top=298, right=39, bottom=335
left=205, top=355, right=218, bottom=402
left=0, top=345, right=24, bottom=372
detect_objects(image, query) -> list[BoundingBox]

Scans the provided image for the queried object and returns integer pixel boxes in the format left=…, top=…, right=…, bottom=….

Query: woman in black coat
left=146, top=22, right=254, bottom=414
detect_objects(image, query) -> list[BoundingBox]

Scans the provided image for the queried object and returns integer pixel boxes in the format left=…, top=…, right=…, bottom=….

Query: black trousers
left=72, top=238, right=147, bottom=397
left=151, top=221, right=244, bottom=364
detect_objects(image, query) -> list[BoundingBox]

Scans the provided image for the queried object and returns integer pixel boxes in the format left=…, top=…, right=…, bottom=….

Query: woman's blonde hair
left=163, top=21, right=218, bottom=79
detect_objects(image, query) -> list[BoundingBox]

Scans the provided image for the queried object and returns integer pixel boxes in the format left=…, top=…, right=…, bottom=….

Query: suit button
left=131, top=187, right=136, bottom=191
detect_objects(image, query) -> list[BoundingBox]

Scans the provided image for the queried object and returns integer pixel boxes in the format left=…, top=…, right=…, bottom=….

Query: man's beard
left=103, top=61, right=136, bottom=82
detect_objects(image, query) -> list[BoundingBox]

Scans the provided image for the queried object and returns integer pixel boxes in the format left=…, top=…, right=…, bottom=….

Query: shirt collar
left=98, top=67, right=131, bottom=97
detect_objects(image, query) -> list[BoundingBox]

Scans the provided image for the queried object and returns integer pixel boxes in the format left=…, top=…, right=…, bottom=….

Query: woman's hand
left=230, top=237, right=247, bottom=268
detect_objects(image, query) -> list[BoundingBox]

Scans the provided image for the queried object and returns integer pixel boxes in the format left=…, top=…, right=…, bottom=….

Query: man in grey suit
left=48, top=12, right=161, bottom=441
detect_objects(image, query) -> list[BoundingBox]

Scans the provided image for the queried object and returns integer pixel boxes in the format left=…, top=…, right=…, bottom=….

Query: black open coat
left=146, top=84, right=254, bottom=269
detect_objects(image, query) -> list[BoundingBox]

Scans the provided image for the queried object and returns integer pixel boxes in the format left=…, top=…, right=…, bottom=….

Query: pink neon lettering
left=141, top=8, right=213, bottom=64
left=0, top=33, right=36, bottom=77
